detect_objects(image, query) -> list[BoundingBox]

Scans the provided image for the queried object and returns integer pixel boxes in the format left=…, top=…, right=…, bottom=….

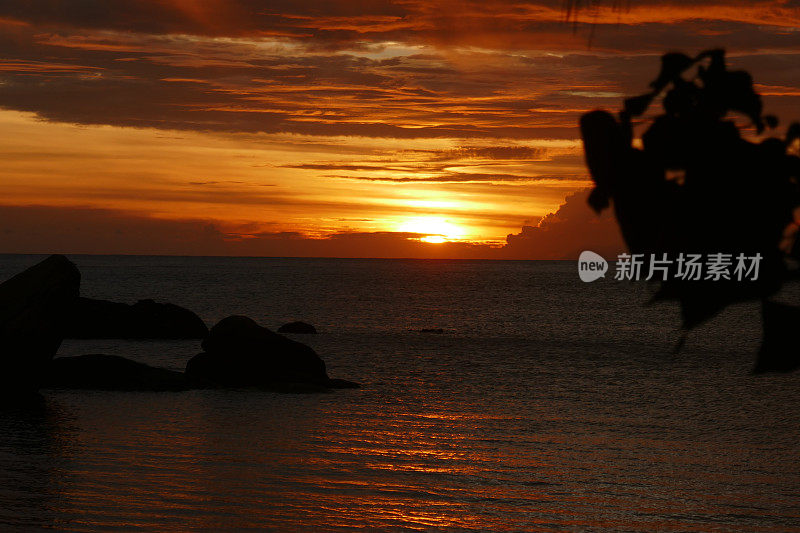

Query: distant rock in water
left=66, top=297, right=208, bottom=339
left=43, top=354, right=199, bottom=391
left=277, top=321, right=317, bottom=334
left=186, top=315, right=358, bottom=390
left=0, top=255, right=80, bottom=391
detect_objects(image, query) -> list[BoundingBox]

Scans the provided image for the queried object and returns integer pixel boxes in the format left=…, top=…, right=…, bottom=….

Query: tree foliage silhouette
left=580, top=49, right=800, bottom=372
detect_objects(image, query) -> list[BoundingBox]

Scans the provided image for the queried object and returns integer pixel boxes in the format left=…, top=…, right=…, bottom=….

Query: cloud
left=327, top=173, right=570, bottom=183
left=0, top=1, right=797, bottom=257
left=427, top=146, right=551, bottom=161
left=0, top=2, right=798, bottom=139
left=501, top=188, right=625, bottom=260
left=282, top=145, right=568, bottom=183
left=0, top=190, right=625, bottom=260
left=2, top=1, right=800, bottom=45
left=0, top=204, right=501, bottom=258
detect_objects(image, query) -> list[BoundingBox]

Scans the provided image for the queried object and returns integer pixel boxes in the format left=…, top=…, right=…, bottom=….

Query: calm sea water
left=0, top=255, right=798, bottom=532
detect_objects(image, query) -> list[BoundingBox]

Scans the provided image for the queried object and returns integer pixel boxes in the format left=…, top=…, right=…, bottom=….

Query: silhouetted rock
left=186, top=315, right=358, bottom=390
left=325, top=378, right=361, bottom=389
left=43, top=354, right=200, bottom=391
left=187, top=315, right=325, bottom=385
left=277, top=321, right=317, bottom=334
left=754, top=301, right=800, bottom=373
left=0, top=255, right=80, bottom=391
left=66, top=297, right=208, bottom=339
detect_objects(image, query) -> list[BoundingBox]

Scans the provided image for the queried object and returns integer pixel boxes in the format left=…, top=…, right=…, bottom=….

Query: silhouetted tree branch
left=580, top=49, right=800, bottom=372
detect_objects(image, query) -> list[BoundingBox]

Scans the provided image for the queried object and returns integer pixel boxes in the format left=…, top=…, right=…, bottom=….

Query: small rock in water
left=277, top=321, right=317, bottom=334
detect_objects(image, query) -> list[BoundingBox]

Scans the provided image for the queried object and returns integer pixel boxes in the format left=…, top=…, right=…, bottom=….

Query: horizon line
left=0, top=252, right=574, bottom=262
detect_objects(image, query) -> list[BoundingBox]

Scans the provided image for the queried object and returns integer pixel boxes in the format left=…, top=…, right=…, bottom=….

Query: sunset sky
left=1, top=0, right=799, bottom=258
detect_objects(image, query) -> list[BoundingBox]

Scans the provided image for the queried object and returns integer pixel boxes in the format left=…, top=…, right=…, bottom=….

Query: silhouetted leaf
left=696, top=49, right=726, bottom=97
left=787, top=122, right=800, bottom=145
left=580, top=48, right=797, bottom=341
left=642, top=115, right=689, bottom=167
left=623, top=93, right=653, bottom=117
left=587, top=187, right=609, bottom=213
left=722, top=70, right=763, bottom=132
left=765, top=115, right=779, bottom=129
left=580, top=110, right=628, bottom=193
left=663, top=79, right=699, bottom=116
left=650, top=52, right=695, bottom=92
left=696, top=48, right=725, bottom=68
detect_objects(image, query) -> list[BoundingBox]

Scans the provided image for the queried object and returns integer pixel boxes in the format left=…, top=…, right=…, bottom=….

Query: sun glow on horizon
left=398, top=216, right=467, bottom=243
left=420, top=235, right=447, bottom=244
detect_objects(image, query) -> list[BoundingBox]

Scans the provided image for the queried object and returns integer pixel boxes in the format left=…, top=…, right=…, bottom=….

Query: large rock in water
left=186, top=316, right=358, bottom=389
left=43, top=354, right=198, bottom=391
left=66, top=297, right=208, bottom=339
left=0, top=255, right=80, bottom=391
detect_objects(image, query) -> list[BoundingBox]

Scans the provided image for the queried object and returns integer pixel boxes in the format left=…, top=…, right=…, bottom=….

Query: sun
left=398, top=216, right=466, bottom=243
left=421, top=235, right=447, bottom=244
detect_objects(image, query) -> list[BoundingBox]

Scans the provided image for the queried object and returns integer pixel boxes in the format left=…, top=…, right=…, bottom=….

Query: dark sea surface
left=0, top=254, right=798, bottom=532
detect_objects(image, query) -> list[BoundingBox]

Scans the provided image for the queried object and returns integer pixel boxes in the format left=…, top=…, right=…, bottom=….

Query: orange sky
left=1, top=1, right=799, bottom=258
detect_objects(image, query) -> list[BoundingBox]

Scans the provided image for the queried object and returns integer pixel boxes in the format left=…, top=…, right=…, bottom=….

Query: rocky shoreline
left=1, top=255, right=359, bottom=393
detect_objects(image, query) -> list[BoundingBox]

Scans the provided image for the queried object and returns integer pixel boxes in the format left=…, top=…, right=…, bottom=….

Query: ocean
left=0, top=255, right=798, bottom=531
